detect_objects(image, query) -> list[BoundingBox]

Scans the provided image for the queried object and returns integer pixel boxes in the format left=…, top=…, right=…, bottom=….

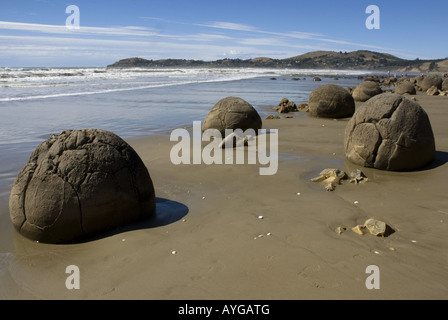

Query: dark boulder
left=395, top=82, right=416, bottom=95
left=202, top=97, right=262, bottom=135
left=352, top=81, right=383, bottom=102
left=308, top=84, right=355, bottom=118
left=9, top=129, right=156, bottom=243
left=344, top=93, right=435, bottom=171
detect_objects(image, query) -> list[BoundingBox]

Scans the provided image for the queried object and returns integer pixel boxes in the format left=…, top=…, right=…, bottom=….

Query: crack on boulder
left=370, top=123, right=383, bottom=167
left=381, top=96, right=403, bottom=120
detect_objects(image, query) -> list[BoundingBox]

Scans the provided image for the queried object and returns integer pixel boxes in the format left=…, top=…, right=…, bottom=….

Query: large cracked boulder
left=202, top=97, right=262, bottom=135
left=344, top=93, right=436, bottom=171
left=352, top=81, right=383, bottom=102
left=9, top=129, right=156, bottom=243
left=308, top=84, right=355, bottom=118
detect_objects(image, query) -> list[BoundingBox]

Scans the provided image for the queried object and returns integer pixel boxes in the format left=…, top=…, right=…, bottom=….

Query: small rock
left=352, top=225, right=365, bottom=235
left=274, top=98, right=297, bottom=114
left=426, top=86, right=440, bottom=96
left=335, top=226, right=346, bottom=236
left=350, top=169, right=368, bottom=184
left=311, top=169, right=348, bottom=191
left=364, top=218, right=387, bottom=236
left=352, top=218, right=392, bottom=237
left=296, top=103, right=309, bottom=112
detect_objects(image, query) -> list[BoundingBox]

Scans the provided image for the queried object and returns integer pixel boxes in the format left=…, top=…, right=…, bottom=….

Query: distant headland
left=107, top=50, right=448, bottom=73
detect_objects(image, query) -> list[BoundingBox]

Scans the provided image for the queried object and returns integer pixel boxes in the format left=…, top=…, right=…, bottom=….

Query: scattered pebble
left=373, top=250, right=380, bottom=255
left=254, top=233, right=272, bottom=239
left=335, top=226, right=347, bottom=236
left=202, top=196, right=206, bottom=200
left=297, top=192, right=301, bottom=196
left=171, top=251, right=177, bottom=255
left=122, top=239, right=126, bottom=242
left=411, top=240, right=417, bottom=243
left=351, top=225, right=365, bottom=235
left=258, top=215, right=264, bottom=220
left=354, top=201, right=359, bottom=204
left=389, top=247, right=396, bottom=251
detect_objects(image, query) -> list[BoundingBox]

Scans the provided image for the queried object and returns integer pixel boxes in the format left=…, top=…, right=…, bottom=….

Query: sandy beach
left=0, top=90, right=447, bottom=300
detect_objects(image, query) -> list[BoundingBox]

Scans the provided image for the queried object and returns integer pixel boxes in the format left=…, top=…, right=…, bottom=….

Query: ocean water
left=0, top=67, right=369, bottom=196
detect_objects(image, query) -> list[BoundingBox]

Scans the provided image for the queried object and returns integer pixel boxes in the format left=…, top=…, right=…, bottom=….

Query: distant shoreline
left=107, top=50, right=448, bottom=73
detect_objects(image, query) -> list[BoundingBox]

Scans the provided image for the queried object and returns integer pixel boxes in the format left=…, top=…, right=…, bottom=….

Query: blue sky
left=0, top=0, right=447, bottom=67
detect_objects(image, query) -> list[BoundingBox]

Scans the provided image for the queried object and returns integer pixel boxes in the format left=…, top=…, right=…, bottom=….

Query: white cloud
left=0, top=21, right=159, bottom=37
left=0, top=18, right=415, bottom=66
left=196, top=21, right=258, bottom=32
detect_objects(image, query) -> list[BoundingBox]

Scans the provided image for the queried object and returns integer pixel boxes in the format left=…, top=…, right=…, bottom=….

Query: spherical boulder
left=202, top=97, right=262, bottom=135
left=395, top=82, right=416, bottom=95
left=418, top=74, right=442, bottom=92
left=308, top=84, right=355, bottom=118
left=352, top=81, right=383, bottom=102
left=344, top=93, right=436, bottom=171
left=9, top=129, right=156, bottom=243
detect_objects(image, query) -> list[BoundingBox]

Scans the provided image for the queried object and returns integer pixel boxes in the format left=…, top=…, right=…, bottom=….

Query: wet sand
left=1, top=92, right=447, bottom=300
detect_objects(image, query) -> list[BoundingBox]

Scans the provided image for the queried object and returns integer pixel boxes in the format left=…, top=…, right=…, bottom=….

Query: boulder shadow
left=421, top=151, right=448, bottom=171
left=69, top=198, right=189, bottom=244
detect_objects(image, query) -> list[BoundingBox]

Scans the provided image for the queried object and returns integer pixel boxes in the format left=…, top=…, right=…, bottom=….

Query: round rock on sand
left=308, top=84, right=355, bottom=118
left=9, top=129, right=156, bottom=243
left=419, top=74, right=443, bottom=92
left=202, top=97, right=262, bottom=135
left=344, top=93, right=436, bottom=171
left=352, top=81, right=383, bottom=102
left=395, top=82, right=416, bottom=95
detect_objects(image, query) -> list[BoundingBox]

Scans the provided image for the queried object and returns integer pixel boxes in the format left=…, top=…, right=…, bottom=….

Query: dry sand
left=0, top=92, right=447, bottom=300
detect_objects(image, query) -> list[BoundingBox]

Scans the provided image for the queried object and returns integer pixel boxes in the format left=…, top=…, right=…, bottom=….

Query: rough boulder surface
left=9, top=129, right=156, bottom=243
left=202, top=97, right=262, bottom=135
left=308, top=84, right=355, bottom=118
left=395, top=82, right=416, bottom=95
left=352, top=81, right=383, bottom=102
left=344, top=93, right=436, bottom=171
left=418, top=74, right=443, bottom=92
